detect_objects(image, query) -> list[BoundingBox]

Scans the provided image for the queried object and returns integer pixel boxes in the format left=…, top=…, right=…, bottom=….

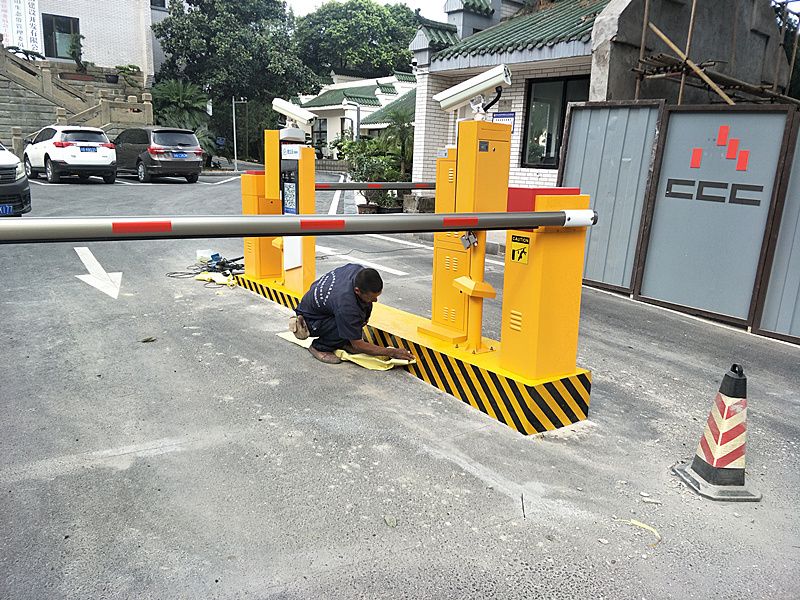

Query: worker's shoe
left=289, top=315, right=309, bottom=340
left=308, top=346, right=341, bottom=364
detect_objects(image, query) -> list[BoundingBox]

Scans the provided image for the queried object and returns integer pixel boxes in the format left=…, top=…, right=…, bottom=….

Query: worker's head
left=354, top=268, right=383, bottom=303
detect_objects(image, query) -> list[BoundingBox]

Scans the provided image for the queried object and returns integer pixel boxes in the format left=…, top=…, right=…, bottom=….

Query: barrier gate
left=236, top=120, right=594, bottom=435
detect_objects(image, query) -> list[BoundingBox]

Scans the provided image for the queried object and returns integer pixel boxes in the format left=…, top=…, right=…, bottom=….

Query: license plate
left=0, top=204, right=14, bottom=215
left=173, top=152, right=188, bottom=158
left=80, top=147, right=97, bottom=152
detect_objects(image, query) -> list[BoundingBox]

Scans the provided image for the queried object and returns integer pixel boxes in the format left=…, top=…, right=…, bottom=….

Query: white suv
left=24, top=125, right=116, bottom=184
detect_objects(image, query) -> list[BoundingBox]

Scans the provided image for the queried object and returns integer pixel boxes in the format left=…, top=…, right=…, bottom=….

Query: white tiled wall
left=39, top=0, right=155, bottom=75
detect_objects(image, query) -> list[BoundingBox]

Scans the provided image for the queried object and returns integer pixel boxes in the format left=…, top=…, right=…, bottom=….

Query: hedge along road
left=1, top=173, right=798, bottom=599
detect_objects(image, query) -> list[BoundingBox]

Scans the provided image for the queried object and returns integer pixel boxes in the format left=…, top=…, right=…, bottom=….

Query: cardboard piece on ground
left=277, top=331, right=415, bottom=371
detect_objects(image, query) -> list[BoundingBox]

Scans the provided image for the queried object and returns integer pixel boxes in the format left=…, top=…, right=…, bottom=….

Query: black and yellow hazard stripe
left=364, top=325, right=590, bottom=435
left=235, top=275, right=300, bottom=310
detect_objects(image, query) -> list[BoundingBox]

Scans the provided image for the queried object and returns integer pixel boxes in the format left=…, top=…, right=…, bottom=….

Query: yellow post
left=418, top=147, right=470, bottom=343
left=500, top=194, right=591, bottom=379
left=242, top=167, right=282, bottom=279
left=453, top=120, right=510, bottom=353
left=264, top=130, right=280, bottom=202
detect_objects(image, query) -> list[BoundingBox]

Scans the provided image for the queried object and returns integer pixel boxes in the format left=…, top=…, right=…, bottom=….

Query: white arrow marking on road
left=74, top=247, right=122, bottom=299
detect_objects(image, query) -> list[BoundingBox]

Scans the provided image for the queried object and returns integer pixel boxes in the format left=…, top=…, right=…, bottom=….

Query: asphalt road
left=1, top=172, right=798, bottom=599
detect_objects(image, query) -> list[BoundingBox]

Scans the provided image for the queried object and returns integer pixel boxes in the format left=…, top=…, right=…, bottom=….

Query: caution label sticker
left=510, top=234, right=530, bottom=264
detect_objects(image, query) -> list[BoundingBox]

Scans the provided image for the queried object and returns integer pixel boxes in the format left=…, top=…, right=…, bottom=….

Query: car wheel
left=137, top=162, right=151, bottom=183
left=45, top=158, right=60, bottom=183
left=103, top=172, right=116, bottom=184
left=24, top=156, right=37, bottom=179
left=185, top=173, right=199, bottom=183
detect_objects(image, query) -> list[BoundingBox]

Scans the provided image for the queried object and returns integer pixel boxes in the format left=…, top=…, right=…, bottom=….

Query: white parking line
left=327, top=174, right=345, bottom=214
left=202, top=177, right=238, bottom=185
left=367, top=234, right=429, bottom=248
left=315, top=245, right=409, bottom=276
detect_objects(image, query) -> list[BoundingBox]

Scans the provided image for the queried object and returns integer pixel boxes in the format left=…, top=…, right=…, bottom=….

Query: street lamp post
left=232, top=96, right=248, bottom=171
left=342, top=99, right=361, bottom=141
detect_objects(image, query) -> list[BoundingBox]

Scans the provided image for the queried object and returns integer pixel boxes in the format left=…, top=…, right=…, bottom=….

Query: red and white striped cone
left=673, top=364, right=762, bottom=502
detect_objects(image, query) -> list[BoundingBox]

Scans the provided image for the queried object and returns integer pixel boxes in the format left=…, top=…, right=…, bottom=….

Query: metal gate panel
left=639, top=109, right=787, bottom=321
left=560, top=101, right=662, bottom=290
left=758, top=132, right=800, bottom=339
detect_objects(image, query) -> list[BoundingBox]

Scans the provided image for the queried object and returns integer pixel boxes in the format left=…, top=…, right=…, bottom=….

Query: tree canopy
left=152, top=0, right=317, bottom=102
left=294, top=0, right=417, bottom=76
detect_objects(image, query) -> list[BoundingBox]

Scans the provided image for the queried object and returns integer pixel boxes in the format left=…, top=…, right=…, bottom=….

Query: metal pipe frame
left=315, top=182, right=435, bottom=190
left=0, top=211, right=598, bottom=245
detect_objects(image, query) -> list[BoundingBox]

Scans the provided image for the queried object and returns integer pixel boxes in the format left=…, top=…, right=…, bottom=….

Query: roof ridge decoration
left=461, top=0, right=494, bottom=17
left=394, top=70, right=417, bottom=82
left=414, top=9, right=461, bottom=52
left=414, top=8, right=458, bottom=32
left=433, top=0, right=610, bottom=62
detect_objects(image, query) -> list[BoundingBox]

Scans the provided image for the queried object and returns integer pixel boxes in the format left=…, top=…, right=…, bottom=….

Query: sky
left=284, top=0, right=448, bottom=23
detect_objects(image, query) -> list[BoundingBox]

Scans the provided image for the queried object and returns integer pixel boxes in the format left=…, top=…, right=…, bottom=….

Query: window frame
left=311, top=118, right=328, bottom=147
left=520, top=75, right=589, bottom=170
left=41, top=14, right=80, bottom=60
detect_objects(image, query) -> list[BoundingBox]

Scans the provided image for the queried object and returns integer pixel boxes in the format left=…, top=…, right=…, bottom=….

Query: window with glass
left=521, top=77, right=589, bottom=168
left=42, top=14, right=79, bottom=60
left=312, top=118, right=328, bottom=147
left=151, top=0, right=167, bottom=7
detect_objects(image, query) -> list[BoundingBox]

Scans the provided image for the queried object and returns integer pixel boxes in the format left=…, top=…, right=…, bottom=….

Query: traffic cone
left=673, top=364, right=761, bottom=502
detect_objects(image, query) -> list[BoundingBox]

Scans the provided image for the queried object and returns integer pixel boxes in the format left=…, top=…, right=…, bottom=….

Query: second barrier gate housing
left=237, top=109, right=594, bottom=436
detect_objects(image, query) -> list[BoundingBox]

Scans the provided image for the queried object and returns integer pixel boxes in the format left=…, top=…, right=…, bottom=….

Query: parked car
left=114, top=127, right=203, bottom=183
left=0, top=142, right=31, bottom=216
left=24, top=125, right=116, bottom=184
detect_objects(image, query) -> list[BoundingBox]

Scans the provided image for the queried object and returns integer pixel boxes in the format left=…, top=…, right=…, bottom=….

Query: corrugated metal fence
left=560, top=101, right=800, bottom=344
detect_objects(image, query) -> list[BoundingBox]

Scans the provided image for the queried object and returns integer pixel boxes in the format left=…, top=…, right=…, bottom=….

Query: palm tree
left=151, top=79, right=210, bottom=130
left=378, top=106, right=414, bottom=179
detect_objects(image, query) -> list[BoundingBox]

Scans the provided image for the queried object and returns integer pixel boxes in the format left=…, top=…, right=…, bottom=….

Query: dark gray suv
left=114, top=127, right=203, bottom=183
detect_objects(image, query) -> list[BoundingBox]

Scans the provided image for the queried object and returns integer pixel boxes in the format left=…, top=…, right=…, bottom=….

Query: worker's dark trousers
left=306, top=316, right=349, bottom=353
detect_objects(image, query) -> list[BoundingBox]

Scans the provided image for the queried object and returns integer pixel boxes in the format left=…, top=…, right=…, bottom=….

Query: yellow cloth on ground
left=277, top=331, right=415, bottom=371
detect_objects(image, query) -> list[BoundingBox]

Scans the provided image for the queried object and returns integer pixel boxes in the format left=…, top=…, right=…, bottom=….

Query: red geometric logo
left=690, top=125, right=750, bottom=171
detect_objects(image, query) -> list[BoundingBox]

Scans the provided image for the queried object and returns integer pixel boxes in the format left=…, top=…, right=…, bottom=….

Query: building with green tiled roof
left=409, top=0, right=786, bottom=193
left=432, top=0, right=609, bottom=68
left=411, top=0, right=610, bottom=187
left=302, top=85, right=384, bottom=109
left=283, top=71, right=417, bottom=158
left=362, top=89, right=416, bottom=129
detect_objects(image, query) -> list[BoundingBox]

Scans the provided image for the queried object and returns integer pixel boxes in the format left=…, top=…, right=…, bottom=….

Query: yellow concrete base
left=236, top=274, right=591, bottom=435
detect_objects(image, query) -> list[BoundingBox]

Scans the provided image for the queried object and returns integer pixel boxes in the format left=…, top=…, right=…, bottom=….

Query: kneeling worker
left=289, top=264, right=416, bottom=365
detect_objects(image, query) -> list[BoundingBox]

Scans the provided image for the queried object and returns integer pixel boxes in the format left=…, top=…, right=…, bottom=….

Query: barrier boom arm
left=0, top=211, right=597, bottom=244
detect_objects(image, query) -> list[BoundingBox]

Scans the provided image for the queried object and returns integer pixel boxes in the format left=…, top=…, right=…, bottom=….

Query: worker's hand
left=390, top=347, right=415, bottom=361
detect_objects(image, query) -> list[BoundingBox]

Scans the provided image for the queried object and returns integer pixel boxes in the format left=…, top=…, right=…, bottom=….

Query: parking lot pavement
left=1, top=180, right=798, bottom=599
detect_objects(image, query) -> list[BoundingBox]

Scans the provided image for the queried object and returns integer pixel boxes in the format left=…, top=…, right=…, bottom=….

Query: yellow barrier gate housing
left=237, top=122, right=592, bottom=435
left=239, top=129, right=316, bottom=305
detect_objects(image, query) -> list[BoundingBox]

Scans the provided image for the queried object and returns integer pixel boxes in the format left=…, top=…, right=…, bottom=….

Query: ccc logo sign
left=665, top=125, right=763, bottom=206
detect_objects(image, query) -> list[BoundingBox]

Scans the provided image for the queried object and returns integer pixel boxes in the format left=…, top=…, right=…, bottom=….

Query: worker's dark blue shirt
left=296, top=264, right=372, bottom=342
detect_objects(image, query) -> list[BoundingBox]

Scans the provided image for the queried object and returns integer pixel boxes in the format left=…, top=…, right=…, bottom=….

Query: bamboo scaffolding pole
left=649, top=22, right=735, bottom=105
left=635, top=0, right=651, bottom=100
left=775, top=2, right=789, bottom=92
left=729, top=0, right=741, bottom=76
left=678, top=0, right=699, bottom=105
